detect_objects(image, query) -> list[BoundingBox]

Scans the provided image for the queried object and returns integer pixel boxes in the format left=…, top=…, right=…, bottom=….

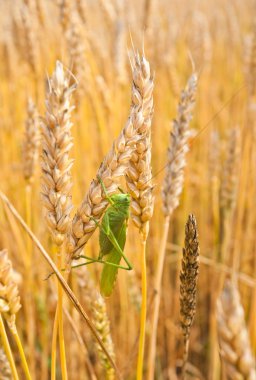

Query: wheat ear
left=217, top=280, right=256, bottom=380
left=122, top=51, right=154, bottom=380
left=0, top=347, right=12, bottom=380
left=76, top=266, right=116, bottom=378
left=92, top=294, right=116, bottom=380
left=180, top=214, right=200, bottom=379
left=41, top=60, right=76, bottom=380
left=22, top=97, right=40, bottom=183
left=219, top=127, right=240, bottom=267
left=41, top=60, right=75, bottom=246
left=147, top=73, right=198, bottom=380
left=66, top=52, right=153, bottom=260
left=162, top=73, right=198, bottom=216
left=0, top=249, right=31, bottom=380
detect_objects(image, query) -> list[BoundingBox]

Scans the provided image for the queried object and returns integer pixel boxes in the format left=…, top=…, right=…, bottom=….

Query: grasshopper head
left=111, top=193, right=131, bottom=207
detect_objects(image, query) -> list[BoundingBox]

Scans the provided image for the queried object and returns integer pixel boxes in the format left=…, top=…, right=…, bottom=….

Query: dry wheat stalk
left=217, top=280, right=256, bottom=380
left=147, top=74, right=197, bottom=380
left=162, top=73, right=198, bottom=217
left=41, top=61, right=76, bottom=246
left=0, top=347, right=12, bottom=380
left=92, top=293, right=115, bottom=380
left=22, top=97, right=40, bottom=182
left=180, top=214, right=200, bottom=378
left=0, top=250, right=21, bottom=334
left=66, top=52, right=153, bottom=258
left=220, top=127, right=240, bottom=214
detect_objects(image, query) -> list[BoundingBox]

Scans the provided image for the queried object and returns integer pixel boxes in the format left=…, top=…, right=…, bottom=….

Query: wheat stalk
left=41, top=60, right=76, bottom=380
left=147, top=73, right=198, bottom=380
left=217, top=280, right=256, bottom=380
left=123, top=52, right=154, bottom=380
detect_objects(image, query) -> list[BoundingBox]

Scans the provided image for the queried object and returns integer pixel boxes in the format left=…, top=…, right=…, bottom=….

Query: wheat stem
left=24, top=184, right=35, bottom=378
left=51, top=308, right=58, bottom=380
left=0, top=314, right=19, bottom=380
left=12, top=331, right=32, bottom=380
left=147, top=215, right=170, bottom=380
left=137, top=238, right=147, bottom=380
left=57, top=250, right=68, bottom=380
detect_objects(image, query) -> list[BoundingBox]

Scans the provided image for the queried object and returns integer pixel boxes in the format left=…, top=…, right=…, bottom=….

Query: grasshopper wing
left=100, top=222, right=126, bottom=297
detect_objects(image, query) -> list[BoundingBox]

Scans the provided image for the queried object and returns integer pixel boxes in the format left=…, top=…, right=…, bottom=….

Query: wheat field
left=0, top=0, right=255, bottom=379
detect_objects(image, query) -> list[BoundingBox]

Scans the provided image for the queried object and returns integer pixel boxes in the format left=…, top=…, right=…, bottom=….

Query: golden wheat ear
left=67, top=52, right=154, bottom=260
left=217, top=280, right=256, bottom=380
left=41, top=60, right=75, bottom=247
left=0, top=347, right=12, bottom=379
left=180, top=214, right=200, bottom=380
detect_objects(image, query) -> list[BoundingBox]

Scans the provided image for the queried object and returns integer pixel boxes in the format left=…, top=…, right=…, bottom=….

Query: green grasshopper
left=72, top=176, right=133, bottom=297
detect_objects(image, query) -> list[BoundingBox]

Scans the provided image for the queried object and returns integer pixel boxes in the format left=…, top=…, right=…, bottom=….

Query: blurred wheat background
left=0, top=0, right=256, bottom=379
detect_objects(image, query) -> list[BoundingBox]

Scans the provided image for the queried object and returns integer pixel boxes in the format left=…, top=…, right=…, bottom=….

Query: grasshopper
left=72, top=176, right=133, bottom=297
